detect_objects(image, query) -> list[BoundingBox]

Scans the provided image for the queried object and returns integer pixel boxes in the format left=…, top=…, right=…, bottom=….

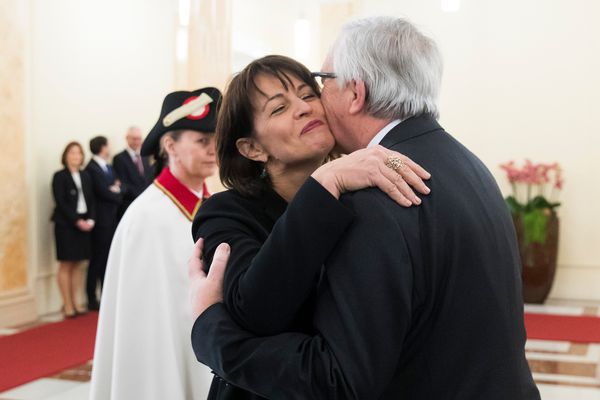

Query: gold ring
left=385, top=156, right=405, bottom=173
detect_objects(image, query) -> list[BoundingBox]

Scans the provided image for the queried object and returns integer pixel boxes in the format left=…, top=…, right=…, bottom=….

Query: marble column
left=187, top=0, right=232, bottom=90
left=318, top=1, right=355, bottom=63
left=0, top=0, right=37, bottom=327
left=175, top=0, right=232, bottom=193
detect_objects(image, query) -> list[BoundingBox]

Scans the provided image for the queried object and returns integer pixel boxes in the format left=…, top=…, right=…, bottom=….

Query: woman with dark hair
left=51, top=141, right=95, bottom=318
left=191, top=55, right=431, bottom=399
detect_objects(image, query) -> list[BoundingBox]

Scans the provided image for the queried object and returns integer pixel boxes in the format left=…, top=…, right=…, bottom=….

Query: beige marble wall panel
left=0, top=0, right=28, bottom=292
left=180, top=0, right=232, bottom=193
left=187, top=0, right=232, bottom=90
left=318, top=2, right=354, bottom=64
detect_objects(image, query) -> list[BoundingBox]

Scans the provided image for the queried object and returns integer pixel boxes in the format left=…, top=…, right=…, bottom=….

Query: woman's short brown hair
left=61, top=141, right=85, bottom=168
left=217, top=55, right=320, bottom=197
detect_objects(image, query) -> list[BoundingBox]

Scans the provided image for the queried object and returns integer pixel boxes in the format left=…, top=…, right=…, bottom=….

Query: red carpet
left=0, top=312, right=98, bottom=392
left=525, top=312, right=600, bottom=343
left=1, top=311, right=597, bottom=392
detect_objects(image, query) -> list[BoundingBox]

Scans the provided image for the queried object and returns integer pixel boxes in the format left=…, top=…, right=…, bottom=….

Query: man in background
left=113, top=126, right=152, bottom=219
left=85, top=136, right=121, bottom=310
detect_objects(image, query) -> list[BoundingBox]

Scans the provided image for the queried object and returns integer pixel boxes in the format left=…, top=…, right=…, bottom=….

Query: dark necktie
left=106, top=164, right=114, bottom=182
left=134, top=153, right=144, bottom=175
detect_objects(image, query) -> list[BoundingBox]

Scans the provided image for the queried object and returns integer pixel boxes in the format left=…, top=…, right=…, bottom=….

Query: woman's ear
left=236, top=138, right=268, bottom=163
left=348, top=79, right=367, bottom=115
left=161, top=135, right=176, bottom=158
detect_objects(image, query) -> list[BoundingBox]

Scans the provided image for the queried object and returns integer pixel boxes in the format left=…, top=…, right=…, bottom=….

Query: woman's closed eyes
left=269, top=91, right=317, bottom=116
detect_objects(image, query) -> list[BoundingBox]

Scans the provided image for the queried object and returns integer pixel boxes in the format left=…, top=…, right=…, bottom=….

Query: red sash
left=154, top=167, right=210, bottom=221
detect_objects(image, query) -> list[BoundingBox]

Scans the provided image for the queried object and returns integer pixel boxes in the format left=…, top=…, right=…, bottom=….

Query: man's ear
left=236, top=137, right=268, bottom=163
left=348, top=79, right=367, bottom=115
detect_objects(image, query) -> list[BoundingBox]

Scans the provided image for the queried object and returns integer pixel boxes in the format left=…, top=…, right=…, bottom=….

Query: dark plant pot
left=513, top=212, right=559, bottom=304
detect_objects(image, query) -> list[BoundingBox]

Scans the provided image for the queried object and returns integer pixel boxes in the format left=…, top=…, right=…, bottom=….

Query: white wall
left=27, top=0, right=177, bottom=314
left=22, top=0, right=600, bottom=313
left=231, top=0, right=323, bottom=71
left=350, top=0, right=600, bottom=299
left=200, top=0, right=600, bottom=300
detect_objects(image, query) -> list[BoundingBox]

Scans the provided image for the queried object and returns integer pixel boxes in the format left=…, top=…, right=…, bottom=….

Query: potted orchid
left=500, top=160, right=563, bottom=303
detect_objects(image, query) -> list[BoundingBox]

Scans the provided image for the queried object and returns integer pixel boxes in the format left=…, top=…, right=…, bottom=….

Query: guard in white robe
left=90, top=87, right=222, bottom=400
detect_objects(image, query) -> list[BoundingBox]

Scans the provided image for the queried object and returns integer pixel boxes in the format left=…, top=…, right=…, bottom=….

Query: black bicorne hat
left=141, top=87, right=222, bottom=157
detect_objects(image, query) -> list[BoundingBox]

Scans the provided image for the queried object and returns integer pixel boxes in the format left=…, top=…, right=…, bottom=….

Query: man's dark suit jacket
left=112, top=149, right=152, bottom=211
left=191, top=115, right=540, bottom=400
left=84, top=159, right=122, bottom=228
left=51, top=168, right=96, bottom=225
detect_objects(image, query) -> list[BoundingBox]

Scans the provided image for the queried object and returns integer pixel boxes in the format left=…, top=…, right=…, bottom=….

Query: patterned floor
left=524, top=302, right=600, bottom=399
left=1, top=302, right=600, bottom=399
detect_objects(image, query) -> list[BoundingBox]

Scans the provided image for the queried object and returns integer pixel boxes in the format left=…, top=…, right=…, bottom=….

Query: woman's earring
left=260, top=167, right=268, bottom=179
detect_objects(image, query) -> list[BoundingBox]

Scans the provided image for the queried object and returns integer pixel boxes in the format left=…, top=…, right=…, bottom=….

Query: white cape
left=90, top=184, right=213, bottom=400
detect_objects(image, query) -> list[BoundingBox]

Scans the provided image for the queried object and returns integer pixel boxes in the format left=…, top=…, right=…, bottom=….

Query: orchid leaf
left=505, top=196, right=524, bottom=215
left=522, top=209, right=547, bottom=245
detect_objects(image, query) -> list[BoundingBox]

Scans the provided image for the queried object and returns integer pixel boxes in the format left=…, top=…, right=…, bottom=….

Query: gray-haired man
left=189, top=16, right=540, bottom=399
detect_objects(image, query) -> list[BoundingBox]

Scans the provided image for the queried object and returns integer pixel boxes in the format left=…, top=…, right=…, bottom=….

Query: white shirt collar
left=93, top=155, right=108, bottom=170
left=126, top=147, right=140, bottom=160
left=367, top=119, right=402, bottom=148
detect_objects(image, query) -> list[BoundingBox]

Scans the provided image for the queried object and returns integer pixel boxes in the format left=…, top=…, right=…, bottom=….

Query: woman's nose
left=294, top=98, right=313, bottom=119
left=205, top=137, right=216, bottom=154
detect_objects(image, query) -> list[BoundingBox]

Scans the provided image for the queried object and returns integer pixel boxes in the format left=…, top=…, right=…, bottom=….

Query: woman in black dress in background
left=51, top=142, right=96, bottom=317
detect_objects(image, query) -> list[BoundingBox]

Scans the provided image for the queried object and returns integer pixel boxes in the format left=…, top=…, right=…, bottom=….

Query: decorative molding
left=0, top=287, right=28, bottom=300
left=0, top=290, right=37, bottom=328
left=35, top=269, right=56, bottom=280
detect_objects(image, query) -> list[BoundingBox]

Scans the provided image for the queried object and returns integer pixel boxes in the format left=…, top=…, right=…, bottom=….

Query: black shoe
left=87, top=301, right=100, bottom=311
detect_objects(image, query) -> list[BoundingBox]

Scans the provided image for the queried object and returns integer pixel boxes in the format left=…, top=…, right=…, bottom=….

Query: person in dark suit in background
left=113, top=126, right=152, bottom=219
left=51, top=141, right=96, bottom=318
left=189, top=17, right=540, bottom=399
left=85, top=135, right=122, bottom=310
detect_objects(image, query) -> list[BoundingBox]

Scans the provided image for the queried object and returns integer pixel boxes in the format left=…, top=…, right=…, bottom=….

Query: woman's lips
left=301, top=119, right=324, bottom=135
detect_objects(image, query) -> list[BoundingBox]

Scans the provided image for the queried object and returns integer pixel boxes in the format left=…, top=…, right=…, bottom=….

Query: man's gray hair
left=330, top=16, right=443, bottom=120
